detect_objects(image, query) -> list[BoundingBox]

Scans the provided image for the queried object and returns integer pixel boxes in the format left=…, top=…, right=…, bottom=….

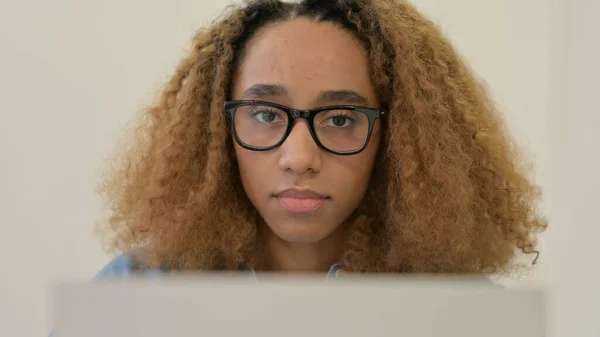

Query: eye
left=256, top=111, right=276, bottom=123
left=328, top=115, right=354, bottom=127
left=249, top=108, right=285, bottom=124
left=320, top=112, right=356, bottom=128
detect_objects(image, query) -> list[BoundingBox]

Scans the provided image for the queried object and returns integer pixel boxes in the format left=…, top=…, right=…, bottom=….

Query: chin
left=269, top=221, right=334, bottom=244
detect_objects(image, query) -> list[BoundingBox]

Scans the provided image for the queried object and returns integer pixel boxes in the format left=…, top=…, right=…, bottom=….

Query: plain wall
left=0, top=0, right=596, bottom=336
left=551, top=0, right=600, bottom=335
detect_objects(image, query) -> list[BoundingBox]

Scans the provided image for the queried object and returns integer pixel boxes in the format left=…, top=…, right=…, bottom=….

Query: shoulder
left=93, top=253, right=165, bottom=280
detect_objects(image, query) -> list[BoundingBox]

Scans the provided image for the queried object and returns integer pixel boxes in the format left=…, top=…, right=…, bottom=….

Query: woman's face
left=231, top=18, right=382, bottom=244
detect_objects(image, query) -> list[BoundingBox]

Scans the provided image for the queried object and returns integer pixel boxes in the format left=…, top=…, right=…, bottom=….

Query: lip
left=274, top=188, right=329, bottom=213
left=274, top=188, right=327, bottom=199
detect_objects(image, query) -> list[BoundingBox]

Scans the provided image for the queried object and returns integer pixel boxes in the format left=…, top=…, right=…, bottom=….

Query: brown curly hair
left=98, top=0, right=547, bottom=275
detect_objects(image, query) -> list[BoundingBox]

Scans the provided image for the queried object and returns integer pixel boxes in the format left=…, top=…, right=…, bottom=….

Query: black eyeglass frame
left=224, top=100, right=385, bottom=156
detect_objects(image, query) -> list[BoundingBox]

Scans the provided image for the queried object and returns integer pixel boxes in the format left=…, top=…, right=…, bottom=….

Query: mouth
left=274, top=188, right=330, bottom=213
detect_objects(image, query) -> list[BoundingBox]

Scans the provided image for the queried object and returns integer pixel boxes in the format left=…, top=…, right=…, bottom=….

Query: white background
left=0, top=0, right=597, bottom=336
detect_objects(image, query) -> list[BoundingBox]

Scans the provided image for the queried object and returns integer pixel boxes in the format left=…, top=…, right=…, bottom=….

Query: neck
left=263, top=226, right=344, bottom=273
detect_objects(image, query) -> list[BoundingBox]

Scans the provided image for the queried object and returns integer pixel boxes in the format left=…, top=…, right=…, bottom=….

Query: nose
left=278, top=119, right=322, bottom=174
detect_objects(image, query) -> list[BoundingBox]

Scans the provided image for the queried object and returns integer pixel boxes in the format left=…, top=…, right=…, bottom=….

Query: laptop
left=52, top=273, right=546, bottom=337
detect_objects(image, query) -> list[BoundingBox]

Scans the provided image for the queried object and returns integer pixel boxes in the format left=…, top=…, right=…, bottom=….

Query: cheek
left=334, top=154, right=376, bottom=189
left=234, top=143, right=271, bottom=198
left=326, top=158, right=378, bottom=203
left=331, top=127, right=381, bottom=192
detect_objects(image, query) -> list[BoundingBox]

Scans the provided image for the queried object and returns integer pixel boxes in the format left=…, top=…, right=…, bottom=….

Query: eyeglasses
left=224, top=100, right=385, bottom=155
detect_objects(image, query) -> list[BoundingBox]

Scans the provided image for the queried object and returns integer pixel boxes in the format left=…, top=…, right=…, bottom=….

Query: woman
left=95, top=0, right=547, bottom=280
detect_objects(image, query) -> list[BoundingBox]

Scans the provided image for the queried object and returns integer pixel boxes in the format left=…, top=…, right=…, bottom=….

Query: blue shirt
left=93, top=253, right=346, bottom=280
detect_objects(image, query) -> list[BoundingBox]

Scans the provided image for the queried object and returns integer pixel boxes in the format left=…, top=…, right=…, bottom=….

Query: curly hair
left=98, top=0, right=547, bottom=274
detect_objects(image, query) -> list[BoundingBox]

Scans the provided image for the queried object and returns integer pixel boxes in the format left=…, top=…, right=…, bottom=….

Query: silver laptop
left=53, top=274, right=546, bottom=337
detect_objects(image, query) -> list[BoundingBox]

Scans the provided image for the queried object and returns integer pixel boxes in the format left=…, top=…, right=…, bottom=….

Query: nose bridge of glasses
left=285, top=112, right=317, bottom=148
left=289, top=109, right=312, bottom=119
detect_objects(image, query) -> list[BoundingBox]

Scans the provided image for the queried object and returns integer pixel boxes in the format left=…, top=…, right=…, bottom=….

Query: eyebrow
left=242, top=84, right=288, bottom=99
left=316, top=90, right=368, bottom=105
left=242, top=84, right=369, bottom=105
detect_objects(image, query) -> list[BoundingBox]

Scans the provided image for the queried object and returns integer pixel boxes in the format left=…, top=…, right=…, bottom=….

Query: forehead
left=232, top=18, right=378, bottom=106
